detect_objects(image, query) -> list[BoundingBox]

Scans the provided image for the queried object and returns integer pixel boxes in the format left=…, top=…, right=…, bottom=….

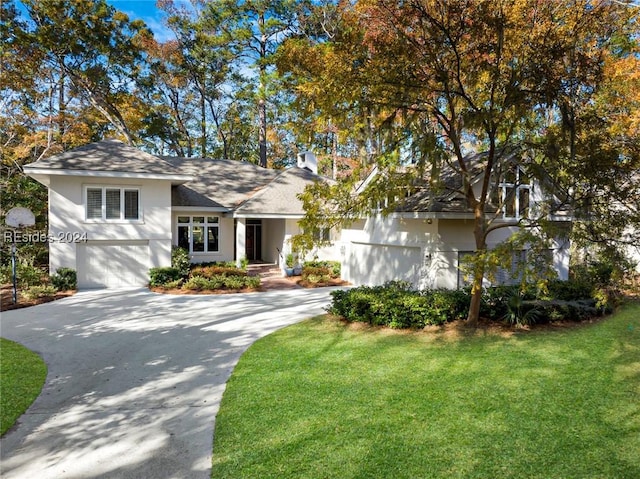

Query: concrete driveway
left=0, top=287, right=336, bottom=478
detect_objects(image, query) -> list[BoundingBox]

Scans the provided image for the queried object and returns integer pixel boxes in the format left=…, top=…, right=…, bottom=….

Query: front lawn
left=211, top=303, right=640, bottom=478
left=0, top=338, right=47, bottom=435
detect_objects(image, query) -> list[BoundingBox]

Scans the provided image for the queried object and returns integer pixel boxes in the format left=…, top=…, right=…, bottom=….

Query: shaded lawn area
left=211, top=303, right=640, bottom=479
left=0, top=338, right=47, bottom=435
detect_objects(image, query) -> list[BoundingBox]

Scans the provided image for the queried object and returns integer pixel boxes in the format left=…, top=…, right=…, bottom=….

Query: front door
left=245, top=219, right=262, bottom=261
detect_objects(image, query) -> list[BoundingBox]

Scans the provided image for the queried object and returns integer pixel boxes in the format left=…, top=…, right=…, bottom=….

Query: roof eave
left=23, top=167, right=194, bottom=184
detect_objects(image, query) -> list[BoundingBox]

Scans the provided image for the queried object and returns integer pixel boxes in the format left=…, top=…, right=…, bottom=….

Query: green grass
left=211, top=303, right=640, bottom=479
left=0, top=338, right=47, bottom=436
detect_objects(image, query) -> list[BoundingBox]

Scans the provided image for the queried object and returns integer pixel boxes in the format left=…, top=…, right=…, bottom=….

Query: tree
left=199, top=0, right=308, bottom=167
left=1, top=0, right=152, bottom=267
left=21, top=0, right=151, bottom=145
left=280, top=0, right=639, bottom=324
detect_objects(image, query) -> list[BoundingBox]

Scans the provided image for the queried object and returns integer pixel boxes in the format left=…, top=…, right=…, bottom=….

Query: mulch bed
left=0, top=285, right=75, bottom=312
left=150, top=286, right=262, bottom=295
left=297, top=278, right=350, bottom=288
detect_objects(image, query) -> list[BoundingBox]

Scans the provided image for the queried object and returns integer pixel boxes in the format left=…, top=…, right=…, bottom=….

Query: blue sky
left=15, top=0, right=185, bottom=42
left=107, top=0, right=176, bottom=41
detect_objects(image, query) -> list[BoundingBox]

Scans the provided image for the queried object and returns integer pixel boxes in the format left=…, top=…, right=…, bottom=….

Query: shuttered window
left=124, top=190, right=139, bottom=219
left=85, top=186, right=140, bottom=221
left=106, top=189, right=121, bottom=219
left=87, top=188, right=103, bottom=219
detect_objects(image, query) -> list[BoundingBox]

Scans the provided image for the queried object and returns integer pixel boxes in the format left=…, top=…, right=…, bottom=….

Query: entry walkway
left=0, top=287, right=336, bottom=479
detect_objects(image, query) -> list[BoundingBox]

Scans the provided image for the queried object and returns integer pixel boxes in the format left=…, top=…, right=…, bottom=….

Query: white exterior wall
left=340, top=217, right=436, bottom=287
left=48, top=176, right=173, bottom=283
left=262, top=219, right=286, bottom=265
left=340, top=216, right=571, bottom=289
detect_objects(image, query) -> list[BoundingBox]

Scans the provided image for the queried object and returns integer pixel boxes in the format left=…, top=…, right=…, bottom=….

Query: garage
left=345, top=242, right=422, bottom=287
left=77, top=241, right=150, bottom=289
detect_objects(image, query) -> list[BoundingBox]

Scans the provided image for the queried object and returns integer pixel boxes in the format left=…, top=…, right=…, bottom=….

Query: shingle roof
left=235, top=167, right=324, bottom=216
left=23, top=140, right=330, bottom=213
left=394, top=152, right=501, bottom=214
left=23, top=139, right=181, bottom=176
left=164, top=157, right=280, bottom=208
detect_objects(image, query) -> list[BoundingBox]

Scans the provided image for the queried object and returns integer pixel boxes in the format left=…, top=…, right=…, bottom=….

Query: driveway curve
left=0, top=288, right=337, bottom=479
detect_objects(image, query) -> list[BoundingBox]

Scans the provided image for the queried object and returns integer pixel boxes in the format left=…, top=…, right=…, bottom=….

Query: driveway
left=0, top=288, right=337, bottom=479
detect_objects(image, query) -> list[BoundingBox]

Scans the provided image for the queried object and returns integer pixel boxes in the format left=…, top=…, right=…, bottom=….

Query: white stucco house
left=338, top=155, right=572, bottom=289
left=23, top=139, right=332, bottom=289
left=23, top=140, right=571, bottom=290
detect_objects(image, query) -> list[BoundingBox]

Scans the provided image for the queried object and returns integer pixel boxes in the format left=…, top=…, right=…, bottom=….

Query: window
left=312, top=227, right=331, bottom=242
left=177, top=216, right=220, bottom=254
left=86, top=186, right=140, bottom=221
left=495, top=166, right=531, bottom=219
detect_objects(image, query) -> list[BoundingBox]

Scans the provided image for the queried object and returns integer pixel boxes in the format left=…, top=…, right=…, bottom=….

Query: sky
left=106, top=0, right=177, bottom=41
left=15, top=0, right=184, bottom=42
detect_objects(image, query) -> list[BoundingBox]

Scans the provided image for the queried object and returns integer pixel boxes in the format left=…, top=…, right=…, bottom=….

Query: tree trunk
left=258, top=96, right=267, bottom=167
left=258, top=13, right=268, bottom=168
left=200, top=86, right=207, bottom=158
left=58, top=67, right=66, bottom=138
left=466, top=208, right=488, bottom=327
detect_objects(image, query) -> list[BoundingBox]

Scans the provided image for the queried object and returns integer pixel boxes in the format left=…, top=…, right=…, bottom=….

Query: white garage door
left=347, top=242, right=422, bottom=287
left=77, top=241, right=150, bottom=289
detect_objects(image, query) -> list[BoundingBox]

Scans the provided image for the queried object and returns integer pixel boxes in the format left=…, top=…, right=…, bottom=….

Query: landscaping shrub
left=50, top=268, right=77, bottom=291
left=149, top=267, right=183, bottom=287
left=330, top=278, right=609, bottom=329
left=523, top=299, right=600, bottom=323
left=183, top=274, right=259, bottom=291
left=545, top=279, right=593, bottom=301
left=183, top=276, right=222, bottom=291
left=163, top=279, right=184, bottom=289
left=0, top=262, right=47, bottom=288
left=329, top=283, right=469, bottom=328
left=244, top=276, right=261, bottom=289
left=190, top=265, right=247, bottom=279
left=303, top=260, right=341, bottom=278
left=23, top=285, right=57, bottom=300
left=301, top=266, right=331, bottom=284
left=171, top=246, right=191, bottom=277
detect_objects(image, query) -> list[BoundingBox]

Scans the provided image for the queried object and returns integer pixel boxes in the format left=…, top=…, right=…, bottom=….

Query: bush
left=329, top=284, right=469, bottom=329
left=171, top=246, right=191, bottom=277
left=244, top=276, right=261, bottom=289
left=22, top=285, right=57, bottom=300
left=302, top=266, right=331, bottom=284
left=190, top=265, right=247, bottom=278
left=163, top=278, right=184, bottom=289
left=524, top=299, right=600, bottom=323
left=545, top=279, right=593, bottom=301
left=0, top=262, right=47, bottom=288
left=183, top=274, right=260, bottom=291
left=183, top=276, right=220, bottom=291
left=50, top=268, right=77, bottom=291
left=303, top=260, right=341, bottom=278
left=149, top=267, right=183, bottom=287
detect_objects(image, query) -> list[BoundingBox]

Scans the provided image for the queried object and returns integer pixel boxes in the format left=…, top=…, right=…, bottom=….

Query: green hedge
left=329, top=282, right=469, bottom=328
left=50, top=267, right=77, bottom=291
left=183, top=275, right=260, bottom=291
left=519, top=299, right=602, bottom=323
left=330, top=278, right=606, bottom=329
left=149, top=267, right=183, bottom=287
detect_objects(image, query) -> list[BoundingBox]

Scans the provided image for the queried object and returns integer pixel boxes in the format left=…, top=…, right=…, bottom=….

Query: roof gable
left=165, top=157, right=280, bottom=209
left=24, top=139, right=182, bottom=176
left=234, top=167, right=326, bottom=216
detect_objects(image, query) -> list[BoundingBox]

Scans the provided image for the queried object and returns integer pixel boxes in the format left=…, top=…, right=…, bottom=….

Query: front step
left=246, top=263, right=283, bottom=278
